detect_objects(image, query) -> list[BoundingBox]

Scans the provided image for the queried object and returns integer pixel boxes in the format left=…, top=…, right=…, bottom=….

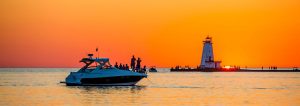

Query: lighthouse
left=200, top=36, right=221, bottom=68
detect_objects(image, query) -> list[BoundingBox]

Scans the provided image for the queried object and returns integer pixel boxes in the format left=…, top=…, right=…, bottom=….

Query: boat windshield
left=99, top=61, right=112, bottom=69
left=96, top=58, right=112, bottom=69
left=78, top=57, right=113, bottom=72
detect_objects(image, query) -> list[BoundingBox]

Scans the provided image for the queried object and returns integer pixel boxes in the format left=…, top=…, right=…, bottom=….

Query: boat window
left=102, top=61, right=112, bottom=69
left=87, top=66, right=97, bottom=69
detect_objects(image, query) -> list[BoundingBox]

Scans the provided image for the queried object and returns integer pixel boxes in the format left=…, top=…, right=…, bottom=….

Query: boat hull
left=79, top=76, right=144, bottom=86
left=65, top=69, right=147, bottom=86
left=66, top=81, right=139, bottom=86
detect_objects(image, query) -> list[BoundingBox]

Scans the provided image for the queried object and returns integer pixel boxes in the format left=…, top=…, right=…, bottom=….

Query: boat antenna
left=96, top=47, right=99, bottom=59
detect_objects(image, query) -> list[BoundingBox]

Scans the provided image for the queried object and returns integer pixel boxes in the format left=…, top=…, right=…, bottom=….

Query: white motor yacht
left=65, top=54, right=147, bottom=86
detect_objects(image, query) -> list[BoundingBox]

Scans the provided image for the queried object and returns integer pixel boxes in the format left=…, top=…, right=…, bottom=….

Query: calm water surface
left=0, top=68, right=300, bottom=106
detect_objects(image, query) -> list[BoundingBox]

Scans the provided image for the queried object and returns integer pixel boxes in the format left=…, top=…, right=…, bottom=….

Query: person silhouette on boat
left=131, top=55, right=136, bottom=70
left=119, top=63, right=123, bottom=70
left=142, top=65, right=147, bottom=74
left=136, top=57, right=142, bottom=70
left=125, top=64, right=129, bottom=70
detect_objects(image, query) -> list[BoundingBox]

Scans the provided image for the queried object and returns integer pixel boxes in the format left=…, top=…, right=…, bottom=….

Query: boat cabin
left=78, top=54, right=113, bottom=72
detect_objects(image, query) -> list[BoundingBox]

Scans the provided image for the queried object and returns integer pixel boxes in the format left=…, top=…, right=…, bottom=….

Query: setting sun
left=224, top=66, right=231, bottom=69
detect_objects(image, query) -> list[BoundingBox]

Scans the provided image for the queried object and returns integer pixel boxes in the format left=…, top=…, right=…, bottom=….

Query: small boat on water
left=65, top=54, right=147, bottom=86
left=149, top=66, right=158, bottom=72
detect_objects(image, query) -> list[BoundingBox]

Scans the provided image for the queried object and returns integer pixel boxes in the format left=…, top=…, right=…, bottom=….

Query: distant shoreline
left=170, top=68, right=300, bottom=72
left=0, top=67, right=298, bottom=69
left=0, top=67, right=81, bottom=68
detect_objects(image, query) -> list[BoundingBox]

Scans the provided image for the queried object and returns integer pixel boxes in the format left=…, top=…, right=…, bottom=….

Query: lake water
left=0, top=68, right=300, bottom=106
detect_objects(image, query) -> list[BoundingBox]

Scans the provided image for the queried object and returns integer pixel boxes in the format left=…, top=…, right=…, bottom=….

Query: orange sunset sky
left=0, top=0, right=300, bottom=68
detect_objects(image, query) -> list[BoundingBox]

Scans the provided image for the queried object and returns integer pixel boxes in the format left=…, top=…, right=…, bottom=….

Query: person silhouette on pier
left=131, top=55, right=136, bottom=70
left=136, top=57, right=142, bottom=70
left=114, top=62, right=119, bottom=69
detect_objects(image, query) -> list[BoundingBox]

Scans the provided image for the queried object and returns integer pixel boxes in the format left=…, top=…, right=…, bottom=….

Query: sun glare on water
left=224, top=66, right=231, bottom=69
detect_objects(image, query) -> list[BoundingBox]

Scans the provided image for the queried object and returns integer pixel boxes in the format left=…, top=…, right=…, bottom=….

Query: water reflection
left=62, top=86, right=148, bottom=105
left=68, top=85, right=146, bottom=94
left=1, top=68, right=300, bottom=106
